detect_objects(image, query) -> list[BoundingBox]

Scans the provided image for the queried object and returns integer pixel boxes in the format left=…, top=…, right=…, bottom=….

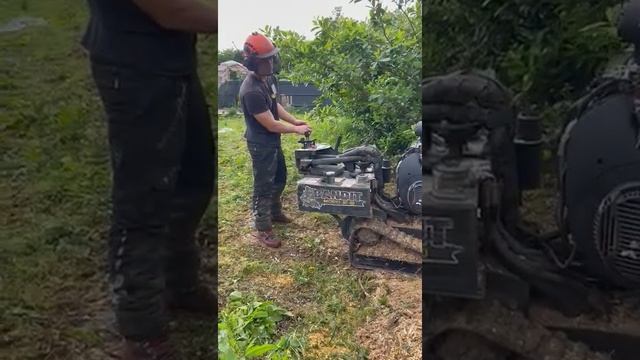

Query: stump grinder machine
left=421, top=2, right=640, bottom=359
left=293, top=121, right=423, bottom=274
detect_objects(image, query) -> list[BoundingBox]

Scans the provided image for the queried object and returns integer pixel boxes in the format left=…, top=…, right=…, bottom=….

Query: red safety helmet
left=243, top=32, right=280, bottom=75
left=243, top=32, right=279, bottom=59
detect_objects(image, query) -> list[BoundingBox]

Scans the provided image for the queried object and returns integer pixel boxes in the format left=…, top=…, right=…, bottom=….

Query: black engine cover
left=396, top=146, right=422, bottom=215
left=564, top=92, right=640, bottom=287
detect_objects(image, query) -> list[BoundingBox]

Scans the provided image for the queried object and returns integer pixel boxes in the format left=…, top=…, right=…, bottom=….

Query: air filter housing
left=563, top=91, right=640, bottom=287
left=594, top=183, right=640, bottom=284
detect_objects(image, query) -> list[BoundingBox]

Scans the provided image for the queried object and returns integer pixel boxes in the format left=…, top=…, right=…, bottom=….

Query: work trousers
left=91, top=62, right=215, bottom=340
left=247, top=142, right=287, bottom=231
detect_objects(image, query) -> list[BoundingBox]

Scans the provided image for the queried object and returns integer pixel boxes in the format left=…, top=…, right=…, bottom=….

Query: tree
left=263, top=0, right=421, bottom=154
left=218, top=48, right=244, bottom=64
left=423, top=0, right=624, bottom=112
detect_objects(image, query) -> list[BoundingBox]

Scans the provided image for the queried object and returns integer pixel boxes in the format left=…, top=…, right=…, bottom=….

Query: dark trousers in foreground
left=90, top=62, right=215, bottom=340
left=247, top=142, right=287, bottom=231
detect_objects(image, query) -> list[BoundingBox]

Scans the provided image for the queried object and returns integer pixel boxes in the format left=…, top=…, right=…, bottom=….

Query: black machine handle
left=298, top=131, right=315, bottom=149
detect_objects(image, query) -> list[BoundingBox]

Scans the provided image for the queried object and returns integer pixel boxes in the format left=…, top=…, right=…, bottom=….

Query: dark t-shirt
left=82, top=0, right=197, bottom=75
left=239, top=73, right=281, bottom=145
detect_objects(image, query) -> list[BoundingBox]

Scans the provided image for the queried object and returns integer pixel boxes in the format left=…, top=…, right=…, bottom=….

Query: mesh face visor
left=272, top=53, right=281, bottom=74
left=256, top=53, right=281, bottom=76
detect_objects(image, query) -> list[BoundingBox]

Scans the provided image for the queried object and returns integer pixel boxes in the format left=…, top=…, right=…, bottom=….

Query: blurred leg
left=165, top=73, right=215, bottom=296
left=91, top=62, right=187, bottom=340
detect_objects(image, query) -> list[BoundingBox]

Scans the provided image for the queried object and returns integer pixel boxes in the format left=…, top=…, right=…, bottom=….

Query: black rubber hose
left=340, top=146, right=382, bottom=158
left=490, top=221, right=567, bottom=284
left=491, top=220, right=594, bottom=316
left=309, top=156, right=371, bottom=165
left=500, top=224, right=556, bottom=270
left=373, top=193, right=408, bottom=222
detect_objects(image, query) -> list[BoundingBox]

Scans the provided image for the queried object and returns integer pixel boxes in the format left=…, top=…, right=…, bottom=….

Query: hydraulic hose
left=497, top=222, right=560, bottom=274
left=308, top=156, right=371, bottom=165
left=340, top=146, right=382, bottom=158
left=490, top=220, right=569, bottom=284
left=373, top=193, right=408, bottom=222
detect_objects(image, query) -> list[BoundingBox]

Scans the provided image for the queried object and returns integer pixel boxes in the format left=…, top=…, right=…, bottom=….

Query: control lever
left=298, top=130, right=316, bottom=149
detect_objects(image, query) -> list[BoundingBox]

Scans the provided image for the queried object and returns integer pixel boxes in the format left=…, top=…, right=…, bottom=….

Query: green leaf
left=245, top=343, right=278, bottom=358
left=229, top=291, right=243, bottom=302
left=579, top=22, right=606, bottom=33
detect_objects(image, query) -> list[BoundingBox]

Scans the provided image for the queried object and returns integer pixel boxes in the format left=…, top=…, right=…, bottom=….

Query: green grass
left=0, top=1, right=218, bottom=358
left=217, top=114, right=422, bottom=359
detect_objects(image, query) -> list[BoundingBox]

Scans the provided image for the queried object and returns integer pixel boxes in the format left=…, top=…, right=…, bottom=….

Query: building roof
left=278, top=80, right=322, bottom=96
left=218, top=61, right=249, bottom=86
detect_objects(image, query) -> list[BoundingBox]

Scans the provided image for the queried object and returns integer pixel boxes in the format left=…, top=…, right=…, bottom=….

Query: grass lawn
left=217, top=115, right=421, bottom=359
left=1, top=1, right=218, bottom=358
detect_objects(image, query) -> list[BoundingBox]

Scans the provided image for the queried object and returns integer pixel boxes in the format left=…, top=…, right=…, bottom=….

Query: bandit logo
left=423, top=217, right=464, bottom=265
left=300, top=186, right=366, bottom=209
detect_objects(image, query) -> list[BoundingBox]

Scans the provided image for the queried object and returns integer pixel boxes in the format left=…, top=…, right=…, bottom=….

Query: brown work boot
left=272, top=213, right=293, bottom=224
left=167, top=285, right=216, bottom=317
left=254, top=230, right=281, bottom=248
left=122, top=336, right=177, bottom=360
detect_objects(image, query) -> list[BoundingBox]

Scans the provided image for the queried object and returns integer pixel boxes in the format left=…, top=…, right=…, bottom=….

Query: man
left=82, top=0, right=217, bottom=358
left=239, top=33, right=311, bottom=248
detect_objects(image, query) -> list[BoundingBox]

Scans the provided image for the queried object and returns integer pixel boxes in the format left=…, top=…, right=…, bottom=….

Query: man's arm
left=132, top=0, right=217, bottom=33
left=254, top=110, right=310, bottom=135
left=277, top=103, right=307, bottom=126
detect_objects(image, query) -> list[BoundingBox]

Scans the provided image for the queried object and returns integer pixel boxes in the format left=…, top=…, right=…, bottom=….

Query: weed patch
left=218, top=291, right=305, bottom=360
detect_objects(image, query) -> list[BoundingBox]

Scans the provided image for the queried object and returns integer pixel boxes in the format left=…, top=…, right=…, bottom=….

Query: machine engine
left=421, top=70, right=533, bottom=299
left=422, top=63, right=640, bottom=299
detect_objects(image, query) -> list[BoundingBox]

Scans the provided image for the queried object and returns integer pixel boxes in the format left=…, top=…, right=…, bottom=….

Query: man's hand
left=293, top=124, right=311, bottom=135
left=292, top=119, right=308, bottom=126
left=132, top=0, right=217, bottom=34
